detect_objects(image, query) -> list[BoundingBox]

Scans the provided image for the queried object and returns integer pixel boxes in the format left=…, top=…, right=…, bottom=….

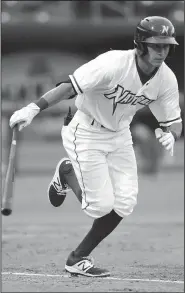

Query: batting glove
left=9, top=103, right=40, bottom=131
left=155, top=128, right=175, bottom=156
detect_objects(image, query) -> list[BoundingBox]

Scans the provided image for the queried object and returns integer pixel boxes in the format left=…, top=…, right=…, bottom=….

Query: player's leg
left=65, top=145, right=138, bottom=277
left=62, top=122, right=123, bottom=277
left=62, top=158, right=82, bottom=203
left=50, top=153, right=121, bottom=276
left=62, top=123, right=115, bottom=218
left=64, top=141, right=138, bottom=277
left=48, top=107, right=82, bottom=207
left=65, top=209, right=123, bottom=276
left=68, top=142, right=138, bottom=266
left=47, top=156, right=82, bottom=207
left=107, top=143, right=138, bottom=218
left=63, top=157, right=119, bottom=276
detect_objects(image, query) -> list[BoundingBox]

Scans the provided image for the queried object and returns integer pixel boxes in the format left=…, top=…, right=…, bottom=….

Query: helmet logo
left=161, top=25, right=169, bottom=35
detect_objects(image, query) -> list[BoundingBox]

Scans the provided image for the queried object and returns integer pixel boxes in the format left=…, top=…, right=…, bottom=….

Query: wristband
left=35, top=98, right=49, bottom=111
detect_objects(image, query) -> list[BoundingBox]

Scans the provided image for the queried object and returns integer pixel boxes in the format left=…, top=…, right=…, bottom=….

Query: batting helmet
left=134, top=16, right=179, bottom=56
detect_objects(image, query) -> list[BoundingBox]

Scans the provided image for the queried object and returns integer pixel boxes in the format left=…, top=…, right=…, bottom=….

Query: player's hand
left=9, top=103, right=40, bottom=131
left=155, top=128, right=175, bottom=156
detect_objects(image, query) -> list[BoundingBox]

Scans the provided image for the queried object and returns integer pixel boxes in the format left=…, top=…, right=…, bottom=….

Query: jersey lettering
left=104, top=84, right=153, bottom=115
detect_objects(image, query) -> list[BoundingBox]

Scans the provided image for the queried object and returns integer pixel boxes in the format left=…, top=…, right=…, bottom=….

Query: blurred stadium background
left=2, top=0, right=184, bottom=177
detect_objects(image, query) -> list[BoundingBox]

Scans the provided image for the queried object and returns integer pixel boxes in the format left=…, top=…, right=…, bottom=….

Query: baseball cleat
left=47, top=158, right=72, bottom=207
left=65, top=251, right=110, bottom=277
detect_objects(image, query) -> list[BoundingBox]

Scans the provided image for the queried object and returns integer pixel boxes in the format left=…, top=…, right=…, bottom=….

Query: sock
left=61, top=162, right=82, bottom=203
left=73, top=209, right=123, bottom=258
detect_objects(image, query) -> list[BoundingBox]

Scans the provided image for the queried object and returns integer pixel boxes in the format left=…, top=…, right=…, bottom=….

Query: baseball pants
left=62, top=110, right=138, bottom=219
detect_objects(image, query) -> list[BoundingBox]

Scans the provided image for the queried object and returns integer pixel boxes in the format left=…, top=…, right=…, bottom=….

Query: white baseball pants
left=62, top=110, right=138, bottom=219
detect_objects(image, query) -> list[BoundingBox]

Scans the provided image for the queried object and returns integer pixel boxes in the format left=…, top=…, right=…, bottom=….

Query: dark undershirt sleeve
left=55, top=79, right=77, bottom=98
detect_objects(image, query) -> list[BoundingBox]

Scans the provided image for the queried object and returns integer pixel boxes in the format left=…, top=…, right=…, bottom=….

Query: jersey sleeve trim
left=159, top=116, right=182, bottom=127
left=55, top=79, right=78, bottom=96
left=69, top=74, right=83, bottom=94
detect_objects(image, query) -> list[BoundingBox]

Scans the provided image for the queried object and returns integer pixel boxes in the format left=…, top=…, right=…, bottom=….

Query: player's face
left=146, top=43, right=170, bottom=67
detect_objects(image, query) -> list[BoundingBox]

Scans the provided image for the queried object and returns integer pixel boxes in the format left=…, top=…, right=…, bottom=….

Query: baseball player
left=10, top=16, right=182, bottom=277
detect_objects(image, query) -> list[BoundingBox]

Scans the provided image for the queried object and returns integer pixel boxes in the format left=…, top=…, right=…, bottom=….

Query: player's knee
left=98, top=196, right=114, bottom=216
left=114, top=187, right=138, bottom=218
left=128, top=187, right=138, bottom=212
left=83, top=195, right=114, bottom=218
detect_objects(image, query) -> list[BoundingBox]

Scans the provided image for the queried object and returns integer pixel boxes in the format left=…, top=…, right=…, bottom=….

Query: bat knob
left=1, top=208, right=12, bottom=216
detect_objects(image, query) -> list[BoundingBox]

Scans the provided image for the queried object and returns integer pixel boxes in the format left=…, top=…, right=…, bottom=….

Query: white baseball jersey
left=69, top=49, right=181, bottom=131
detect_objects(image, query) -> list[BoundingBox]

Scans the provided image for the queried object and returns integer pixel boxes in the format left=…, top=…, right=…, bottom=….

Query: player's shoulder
left=97, top=49, right=134, bottom=65
left=161, top=62, right=178, bottom=84
left=103, top=49, right=134, bottom=59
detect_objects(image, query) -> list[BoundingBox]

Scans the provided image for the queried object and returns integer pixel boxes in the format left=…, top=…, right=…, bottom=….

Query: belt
left=91, top=119, right=105, bottom=128
left=75, top=110, right=106, bottom=129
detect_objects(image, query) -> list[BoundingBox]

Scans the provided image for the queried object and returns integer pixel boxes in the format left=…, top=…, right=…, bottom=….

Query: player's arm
left=162, top=122, right=182, bottom=141
left=9, top=80, right=76, bottom=131
left=35, top=80, right=76, bottom=109
left=9, top=50, right=114, bottom=131
left=155, top=122, right=182, bottom=156
left=149, top=72, right=182, bottom=156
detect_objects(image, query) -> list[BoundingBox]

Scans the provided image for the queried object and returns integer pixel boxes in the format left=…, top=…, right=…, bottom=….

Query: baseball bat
left=1, top=125, right=18, bottom=216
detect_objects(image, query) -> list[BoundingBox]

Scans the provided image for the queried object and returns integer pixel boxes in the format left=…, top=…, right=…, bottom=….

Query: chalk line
left=2, top=271, right=184, bottom=284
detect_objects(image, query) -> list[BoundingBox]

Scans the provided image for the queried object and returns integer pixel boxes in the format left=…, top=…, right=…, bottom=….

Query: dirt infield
left=2, top=169, right=184, bottom=292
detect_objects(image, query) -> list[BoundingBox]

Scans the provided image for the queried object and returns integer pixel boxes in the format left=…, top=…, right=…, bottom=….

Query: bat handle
left=12, top=125, right=18, bottom=141
left=8, top=126, right=18, bottom=163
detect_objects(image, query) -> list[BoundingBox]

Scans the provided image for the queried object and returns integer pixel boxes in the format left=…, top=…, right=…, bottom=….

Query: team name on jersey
left=104, top=84, right=153, bottom=115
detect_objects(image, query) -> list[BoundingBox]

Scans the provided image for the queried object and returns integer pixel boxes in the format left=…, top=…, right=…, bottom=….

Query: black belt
left=91, top=119, right=105, bottom=128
